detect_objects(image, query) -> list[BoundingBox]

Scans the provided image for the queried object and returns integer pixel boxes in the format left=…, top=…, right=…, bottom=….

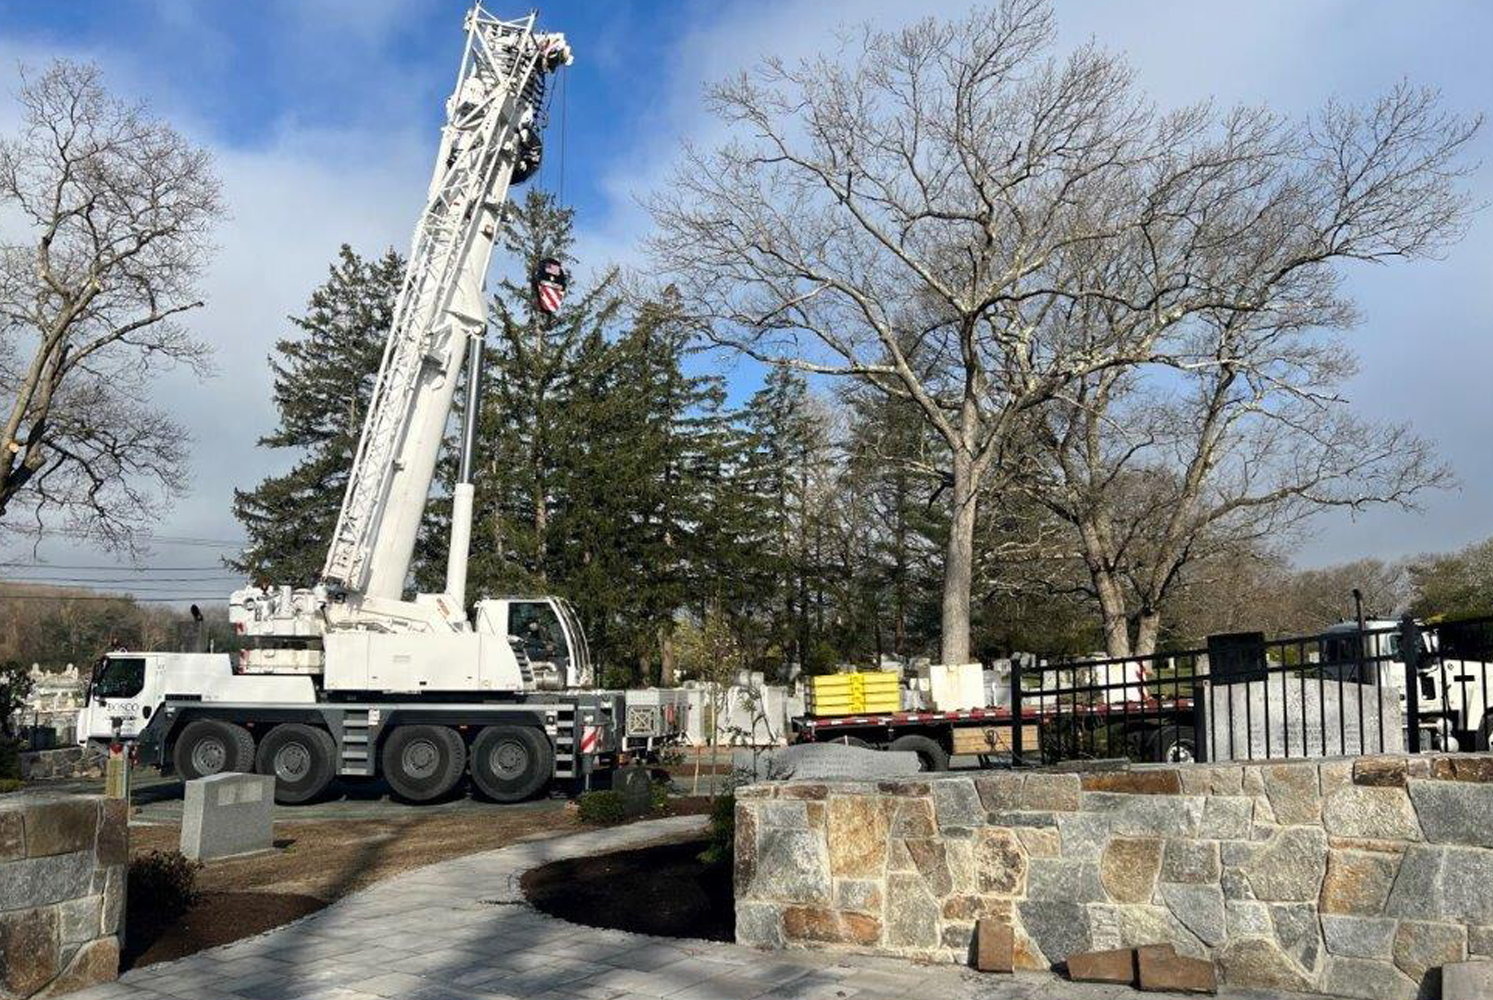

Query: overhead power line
left=6, top=527, right=246, bottom=547
left=0, top=585, right=235, bottom=600
left=1, top=576, right=241, bottom=585
left=0, top=562, right=232, bottom=572
left=0, top=593, right=231, bottom=603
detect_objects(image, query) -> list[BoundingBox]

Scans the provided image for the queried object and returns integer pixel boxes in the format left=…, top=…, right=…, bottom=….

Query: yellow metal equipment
left=806, top=671, right=900, bottom=716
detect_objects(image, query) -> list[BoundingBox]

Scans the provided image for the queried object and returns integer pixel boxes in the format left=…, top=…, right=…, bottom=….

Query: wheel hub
left=492, top=740, right=529, bottom=778
left=275, top=741, right=310, bottom=781
left=402, top=738, right=441, bottom=779
left=1166, top=742, right=1196, bottom=763
left=191, top=736, right=227, bottom=774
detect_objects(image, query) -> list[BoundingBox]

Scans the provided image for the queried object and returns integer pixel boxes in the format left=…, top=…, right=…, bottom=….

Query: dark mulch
left=124, top=891, right=327, bottom=970
left=653, top=795, right=715, bottom=818
left=521, top=838, right=733, bottom=941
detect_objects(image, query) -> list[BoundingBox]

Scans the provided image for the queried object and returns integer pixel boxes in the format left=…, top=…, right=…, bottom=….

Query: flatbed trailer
left=793, top=698, right=1199, bottom=771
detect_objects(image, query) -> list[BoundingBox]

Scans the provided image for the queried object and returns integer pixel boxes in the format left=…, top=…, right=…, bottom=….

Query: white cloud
left=4, top=0, right=1490, bottom=590
left=0, top=32, right=434, bottom=582
left=580, top=0, right=1493, bottom=569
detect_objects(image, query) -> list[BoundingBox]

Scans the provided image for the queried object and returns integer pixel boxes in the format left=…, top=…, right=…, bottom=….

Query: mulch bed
left=124, top=891, right=327, bottom=970
left=522, top=838, right=733, bottom=942
left=651, top=795, right=716, bottom=818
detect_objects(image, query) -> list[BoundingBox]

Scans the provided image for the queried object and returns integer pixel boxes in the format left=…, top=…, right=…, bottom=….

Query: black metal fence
left=1005, top=615, right=1493, bottom=767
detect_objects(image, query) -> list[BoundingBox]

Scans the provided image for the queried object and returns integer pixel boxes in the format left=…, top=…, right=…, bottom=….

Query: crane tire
left=470, top=725, right=554, bottom=803
left=256, top=724, right=336, bottom=805
left=174, top=719, right=256, bottom=780
left=889, top=734, right=950, bottom=772
left=382, top=725, right=467, bottom=803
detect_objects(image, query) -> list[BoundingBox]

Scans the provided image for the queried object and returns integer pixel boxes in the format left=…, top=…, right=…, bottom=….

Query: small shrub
left=0, top=737, right=20, bottom=781
left=127, top=850, right=203, bottom=925
left=697, top=793, right=735, bottom=868
left=576, top=790, right=626, bottom=825
left=649, top=780, right=671, bottom=814
left=0, top=778, right=21, bottom=794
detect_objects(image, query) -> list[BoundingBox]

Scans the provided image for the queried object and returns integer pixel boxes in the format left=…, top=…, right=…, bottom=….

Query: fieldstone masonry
left=0, top=792, right=125, bottom=998
left=734, top=753, right=1493, bottom=1000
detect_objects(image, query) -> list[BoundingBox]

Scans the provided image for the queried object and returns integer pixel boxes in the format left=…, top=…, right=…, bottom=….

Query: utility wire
left=0, top=594, right=231, bottom=603
left=0, top=562, right=232, bottom=572
left=1, top=576, right=242, bottom=585
left=8, top=528, right=245, bottom=547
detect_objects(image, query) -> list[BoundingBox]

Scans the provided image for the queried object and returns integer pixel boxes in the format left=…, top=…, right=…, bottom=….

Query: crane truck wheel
left=382, top=725, right=467, bottom=803
left=470, top=725, right=554, bottom=803
left=889, top=734, right=950, bottom=772
left=255, top=724, right=336, bottom=805
left=173, top=719, right=256, bottom=780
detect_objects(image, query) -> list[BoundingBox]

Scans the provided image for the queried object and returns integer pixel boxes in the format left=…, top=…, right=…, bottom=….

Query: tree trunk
left=1090, top=566, right=1133, bottom=658
left=659, top=625, right=677, bottom=686
left=1134, top=608, right=1162, bottom=658
left=940, top=450, right=977, bottom=665
left=1073, top=512, right=1134, bottom=658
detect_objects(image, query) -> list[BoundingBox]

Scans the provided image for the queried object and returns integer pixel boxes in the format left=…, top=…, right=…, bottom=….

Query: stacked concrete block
left=0, top=792, right=126, bottom=998
left=734, top=752, right=1493, bottom=1000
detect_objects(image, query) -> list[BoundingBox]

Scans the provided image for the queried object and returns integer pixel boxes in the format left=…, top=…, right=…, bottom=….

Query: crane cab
left=474, top=596, right=593, bottom=690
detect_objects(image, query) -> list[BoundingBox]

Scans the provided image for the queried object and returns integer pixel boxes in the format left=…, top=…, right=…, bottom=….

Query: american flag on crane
left=532, top=256, right=569, bottom=316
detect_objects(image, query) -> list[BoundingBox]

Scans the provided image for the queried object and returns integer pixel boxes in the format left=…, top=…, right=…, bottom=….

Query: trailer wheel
left=832, top=736, right=871, bottom=749
left=1151, top=726, right=1197, bottom=764
left=470, top=725, right=553, bottom=803
left=255, top=724, right=336, bottom=805
left=173, top=719, right=255, bottom=780
left=382, top=725, right=467, bottom=803
left=889, top=734, right=949, bottom=772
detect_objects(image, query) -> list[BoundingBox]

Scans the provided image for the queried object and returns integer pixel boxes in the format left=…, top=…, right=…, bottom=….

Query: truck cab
left=76, top=652, right=314, bottom=746
left=1319, top=619, right=1492, bottom=751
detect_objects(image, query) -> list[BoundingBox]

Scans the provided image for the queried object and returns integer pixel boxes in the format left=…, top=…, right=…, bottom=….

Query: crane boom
left=323, top=7, right=570, bottom=601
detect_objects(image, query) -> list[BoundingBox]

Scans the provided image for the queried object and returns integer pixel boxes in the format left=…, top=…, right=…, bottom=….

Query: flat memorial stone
left=181, top=772, right=275, bottom=861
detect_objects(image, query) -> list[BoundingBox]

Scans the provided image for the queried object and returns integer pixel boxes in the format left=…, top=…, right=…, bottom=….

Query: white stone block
left=181, top=772, right=275, bottom=861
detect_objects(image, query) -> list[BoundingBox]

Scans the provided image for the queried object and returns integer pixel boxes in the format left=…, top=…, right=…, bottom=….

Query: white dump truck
left=75, top=6, right=686, bottom=803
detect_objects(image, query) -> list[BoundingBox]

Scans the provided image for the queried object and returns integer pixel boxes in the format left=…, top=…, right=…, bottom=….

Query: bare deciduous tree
left=648, top=2, right=1474, bottom=664
left=649, top=4, right=1158, bottom=662
left=1027, top=84, right=1478, bottom=656
left=0, top=60, right=223, bottom=548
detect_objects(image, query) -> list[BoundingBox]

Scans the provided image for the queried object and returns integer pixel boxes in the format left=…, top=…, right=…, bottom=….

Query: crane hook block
left=532, top=257, right=569, bottom=315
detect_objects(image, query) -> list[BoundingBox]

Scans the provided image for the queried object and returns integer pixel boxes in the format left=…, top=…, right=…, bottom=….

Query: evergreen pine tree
left=739, top=368, right=825, bottom=674
left=230, top=245, right=403, bottom=585
left=452, top=189, right=621, bottom=596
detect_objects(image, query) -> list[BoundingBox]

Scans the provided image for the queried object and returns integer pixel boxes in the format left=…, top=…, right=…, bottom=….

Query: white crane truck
left=75, top=6, right=685, bottom=804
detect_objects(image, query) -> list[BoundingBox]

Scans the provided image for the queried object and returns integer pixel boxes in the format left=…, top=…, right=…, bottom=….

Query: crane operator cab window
left=510, top=601, right=571, bottom=683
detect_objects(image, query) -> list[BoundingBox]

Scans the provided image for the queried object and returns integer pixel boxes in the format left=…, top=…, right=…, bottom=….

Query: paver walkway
left=75, top=815, right=1339, bottom=1000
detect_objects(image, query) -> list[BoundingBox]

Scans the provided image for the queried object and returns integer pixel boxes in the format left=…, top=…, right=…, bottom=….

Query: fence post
left=1399, top=615, right=1421, bottom=754
left=1010, top=658, right=1024, bottom=767
left=1191, top=677, right=1209, bottom=764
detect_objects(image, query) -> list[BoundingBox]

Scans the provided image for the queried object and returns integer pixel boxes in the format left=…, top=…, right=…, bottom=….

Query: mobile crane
left=76, top=5, right=685, bottom=804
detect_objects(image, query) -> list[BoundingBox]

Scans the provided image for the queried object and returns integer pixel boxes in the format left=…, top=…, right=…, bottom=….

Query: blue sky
left=0, top=0, right=1490, bottom=602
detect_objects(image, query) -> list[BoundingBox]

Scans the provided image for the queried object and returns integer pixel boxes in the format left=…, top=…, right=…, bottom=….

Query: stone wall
left=20, top=748, right=103, bottom=783
left=0, top=793, right=126, bottom=998
left=734, top=754, right=1493, bottom=1000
